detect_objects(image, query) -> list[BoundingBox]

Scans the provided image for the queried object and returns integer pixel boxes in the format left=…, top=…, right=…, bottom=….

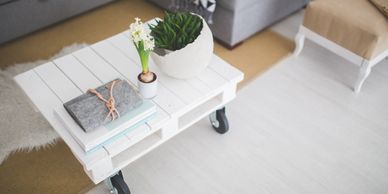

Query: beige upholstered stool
left=294, top=0, right=388, bottom=93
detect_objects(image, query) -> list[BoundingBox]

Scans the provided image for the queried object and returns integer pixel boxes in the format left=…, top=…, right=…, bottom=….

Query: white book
left=54, top=100, right=156, bottom=153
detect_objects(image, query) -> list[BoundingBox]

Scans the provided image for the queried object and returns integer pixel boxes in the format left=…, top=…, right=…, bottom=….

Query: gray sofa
left=0, top=0, right=114, bottom=44
left=149, top=0, right=309, bottom=47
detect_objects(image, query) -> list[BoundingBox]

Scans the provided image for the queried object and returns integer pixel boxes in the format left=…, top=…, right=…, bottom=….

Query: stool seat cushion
left=303, top=0, right=388, bottom=59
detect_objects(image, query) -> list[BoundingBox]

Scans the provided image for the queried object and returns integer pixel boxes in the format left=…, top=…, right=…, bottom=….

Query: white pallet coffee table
left=14, top=29, right=243, bottom=193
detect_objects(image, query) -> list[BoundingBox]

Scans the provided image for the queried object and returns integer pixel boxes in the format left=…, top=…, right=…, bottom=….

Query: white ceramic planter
left=137, top=73, right=158, bottom=99
left=150, top=16, right=214, bottom=79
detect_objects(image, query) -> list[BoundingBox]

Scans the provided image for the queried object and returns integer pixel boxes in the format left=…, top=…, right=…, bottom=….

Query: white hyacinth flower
left=143, top=38, right=155, bottom=51
left=129, top=17, right=154, bottom=52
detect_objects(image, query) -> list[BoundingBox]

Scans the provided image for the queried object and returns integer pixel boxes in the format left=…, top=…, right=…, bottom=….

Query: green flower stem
left=139, top=50, right=149, bottom=74
left=135, top=41, right=150, bottom=74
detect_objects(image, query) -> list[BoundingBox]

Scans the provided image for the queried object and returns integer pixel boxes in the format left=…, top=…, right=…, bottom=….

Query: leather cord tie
left=88, top=80, right=120, bottom=121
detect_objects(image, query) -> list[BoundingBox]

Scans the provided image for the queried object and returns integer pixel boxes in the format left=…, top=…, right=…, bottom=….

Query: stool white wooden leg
left=354, top=60, right=372, bottom=93
left=293, top=31, right=305, bottom=56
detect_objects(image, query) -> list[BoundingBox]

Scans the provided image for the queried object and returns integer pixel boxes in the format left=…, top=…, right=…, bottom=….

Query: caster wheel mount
left=108, top=171, right=131, bottom=194
left=209, top=107, right=229, bottom=134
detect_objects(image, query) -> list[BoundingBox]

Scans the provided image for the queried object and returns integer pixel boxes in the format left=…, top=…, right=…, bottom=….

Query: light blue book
left=55, top=100, right=157, bottom=152
left=86, top=112, right=156, bottom=154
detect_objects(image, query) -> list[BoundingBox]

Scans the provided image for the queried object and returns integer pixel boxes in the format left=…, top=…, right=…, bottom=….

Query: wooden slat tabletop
left=14, top=28, right=244, bottom=182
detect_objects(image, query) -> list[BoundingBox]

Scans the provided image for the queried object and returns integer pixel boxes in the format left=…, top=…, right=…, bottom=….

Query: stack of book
left=54, top=79, right=156, bottom=153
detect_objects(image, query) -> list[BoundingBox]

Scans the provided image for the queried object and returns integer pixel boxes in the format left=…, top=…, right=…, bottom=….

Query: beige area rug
left=0, top=0, right=293, bottom=193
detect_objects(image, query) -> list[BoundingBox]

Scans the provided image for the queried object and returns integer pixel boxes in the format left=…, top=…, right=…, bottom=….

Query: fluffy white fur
left=0, top=43, right=87, bottom=164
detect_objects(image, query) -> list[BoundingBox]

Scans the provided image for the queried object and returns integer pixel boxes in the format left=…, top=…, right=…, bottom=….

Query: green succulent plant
left=149, top=11, right=203, bottom=51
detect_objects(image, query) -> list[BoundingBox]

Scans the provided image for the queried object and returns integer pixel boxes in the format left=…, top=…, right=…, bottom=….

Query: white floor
left=88, top=11, right=388, bottom=194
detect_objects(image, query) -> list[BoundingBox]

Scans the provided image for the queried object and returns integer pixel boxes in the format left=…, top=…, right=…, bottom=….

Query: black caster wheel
left=209, top=107, right=229, bottom=134
left=110, top=171, right=131, bottom=194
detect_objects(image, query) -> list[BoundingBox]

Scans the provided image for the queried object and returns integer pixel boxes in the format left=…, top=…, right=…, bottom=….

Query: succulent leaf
left=149, top=11, right=203, bottom=51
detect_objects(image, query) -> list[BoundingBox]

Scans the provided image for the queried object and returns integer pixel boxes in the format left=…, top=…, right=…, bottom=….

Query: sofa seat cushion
left=303, top=0, right=388, bottom=60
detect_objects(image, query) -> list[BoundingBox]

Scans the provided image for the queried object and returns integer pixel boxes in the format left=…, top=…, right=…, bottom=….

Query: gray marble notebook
left=64, top=79, right=143, bottom=132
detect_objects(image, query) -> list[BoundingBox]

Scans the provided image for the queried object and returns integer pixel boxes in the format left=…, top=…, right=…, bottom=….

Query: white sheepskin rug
left=0, top=43, right=87, bottom=164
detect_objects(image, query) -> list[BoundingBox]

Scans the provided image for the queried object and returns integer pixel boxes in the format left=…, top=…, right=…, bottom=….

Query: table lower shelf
left=86, top=90, right=227, bottom=183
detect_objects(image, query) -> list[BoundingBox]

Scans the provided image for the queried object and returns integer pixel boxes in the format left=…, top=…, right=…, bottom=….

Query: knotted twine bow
left=88, top=80, right=120, bottom=121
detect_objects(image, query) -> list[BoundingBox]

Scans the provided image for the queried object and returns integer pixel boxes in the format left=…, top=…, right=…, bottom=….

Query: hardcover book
left=57, top=79, right=157, bottom=152
left=55, top=100, right=156, bottom=153
left=63, top=79, right=143, bottom=132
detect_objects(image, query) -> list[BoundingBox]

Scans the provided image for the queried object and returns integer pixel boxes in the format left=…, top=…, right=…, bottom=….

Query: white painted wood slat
left=73, top=47, right=169, bottom=128
left=31, top=51, right=166, bottom=170
left=111, top=32, right=141, bottom=65
left=35, top=60, right=117, bottom=170
left=209, top=55, right=244, bottom=84
left=185, top=78, right=211, bottom=94
left=108, top=33, right=203, bottom=104
left=73, top=47, right=125, bottom=83
left=73, top=46, right=170, bottom=129
left=145, top=106, right=170, bottom=129
left=34, top=62, right=82, bottom=103
left=90, top=41, right=185, bottom=115
left=103, top=135, right=132, bottom=156
left=92, top=40, right=140, bottom=85
left=14, top=71, right=108, bottom=169
left=51, top=48, right=169, bottom=158
left=53, top=55, right=102, bottom=92
left=196, top=67, right=229, bottom=90
left=103, top=125, right=150, bottom=157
